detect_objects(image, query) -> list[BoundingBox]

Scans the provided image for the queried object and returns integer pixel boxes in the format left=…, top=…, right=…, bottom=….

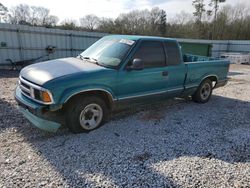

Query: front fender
left=59, top=84, right=117, bottom=104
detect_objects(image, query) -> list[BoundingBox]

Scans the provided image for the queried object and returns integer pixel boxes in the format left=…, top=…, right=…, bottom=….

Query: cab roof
left=104, top=34, right=177, bottom=42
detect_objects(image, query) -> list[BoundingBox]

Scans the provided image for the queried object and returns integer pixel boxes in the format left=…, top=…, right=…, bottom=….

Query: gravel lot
left=0, top=64, right=249, bottom=188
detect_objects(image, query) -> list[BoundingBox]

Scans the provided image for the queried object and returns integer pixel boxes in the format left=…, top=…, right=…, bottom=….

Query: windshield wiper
left=78, top=54, right=85, bottom=60
left=77, top=55, right=111, bottom=68
left=80, top=56, right=100, bottom=65
left=88, top=57, right=99, bottom=64
left=78, top=55, right=95, bottom=61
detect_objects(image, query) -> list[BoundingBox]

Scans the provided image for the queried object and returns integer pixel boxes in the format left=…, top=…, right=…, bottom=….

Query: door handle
left=162, top=71, right=168, bottom=76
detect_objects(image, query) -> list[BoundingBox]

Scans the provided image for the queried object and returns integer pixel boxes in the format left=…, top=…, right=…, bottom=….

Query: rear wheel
left=192, top=79, right=212, bottom=103
left=65, top=96, right=109, bottom=133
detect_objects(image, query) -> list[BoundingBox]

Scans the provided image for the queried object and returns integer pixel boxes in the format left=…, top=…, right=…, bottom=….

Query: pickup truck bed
left=182, top=54, right=229, bottom=95
left=185, top=60, right=228, bottom=87
left=183, top=54, right=217, bottom=62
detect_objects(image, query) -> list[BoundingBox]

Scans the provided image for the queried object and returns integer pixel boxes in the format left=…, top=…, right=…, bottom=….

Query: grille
left=18, top=76, right=53, bottom=104
left=19, top=77, right=34, bottom=98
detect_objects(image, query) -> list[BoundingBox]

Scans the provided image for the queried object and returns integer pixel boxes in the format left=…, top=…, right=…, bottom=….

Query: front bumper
left=15, top=86, right=61, bottom=132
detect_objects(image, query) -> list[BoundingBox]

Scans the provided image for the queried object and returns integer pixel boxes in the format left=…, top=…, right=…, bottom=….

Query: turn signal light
left=40, top=91, right=52, bottom=103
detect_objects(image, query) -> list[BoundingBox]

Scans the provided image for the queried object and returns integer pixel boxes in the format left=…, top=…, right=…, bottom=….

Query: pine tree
left=192, top=0, right=206, bottom=38
left=208, top=0, right=226, bottom=21
left=192, top=0, right=205, bottom=23
left=207, top=0, right=226, bottom=39
left=159, top=10, right=167, bottom=36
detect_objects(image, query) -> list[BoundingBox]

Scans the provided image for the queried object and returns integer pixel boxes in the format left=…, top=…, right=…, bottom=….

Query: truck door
left=116, top=40, right=175, bottom=100
left=163, top=40, right=186, bottom=95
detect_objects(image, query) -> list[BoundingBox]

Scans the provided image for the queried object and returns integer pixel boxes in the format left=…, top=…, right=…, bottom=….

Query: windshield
left=79, top=37, right=135, bottom=67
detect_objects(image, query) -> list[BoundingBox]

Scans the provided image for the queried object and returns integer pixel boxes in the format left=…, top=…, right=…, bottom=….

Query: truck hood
left=20, top=57, right=106, bottom=85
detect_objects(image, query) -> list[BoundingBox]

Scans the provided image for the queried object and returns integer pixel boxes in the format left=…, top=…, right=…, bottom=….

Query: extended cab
left=15, top=35, right=229, bottom=133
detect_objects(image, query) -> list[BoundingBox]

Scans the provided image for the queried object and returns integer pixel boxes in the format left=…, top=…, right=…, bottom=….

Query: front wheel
left=192, top=79, right=212, bottom=103
left=65, top=96, right=109, bottom=133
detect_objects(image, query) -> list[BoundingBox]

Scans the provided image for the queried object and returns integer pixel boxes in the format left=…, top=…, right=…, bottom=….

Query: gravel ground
left=0, top=64, right=249, bottom=188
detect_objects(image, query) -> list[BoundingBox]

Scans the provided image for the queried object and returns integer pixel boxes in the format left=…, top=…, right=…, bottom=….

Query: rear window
left=165, top=41, right=181, bottom=66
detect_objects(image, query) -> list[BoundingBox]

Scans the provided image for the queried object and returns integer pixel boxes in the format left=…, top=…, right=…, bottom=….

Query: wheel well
left=204, top=76, right=218, bottom=88
left=63, top=90, right=114, bottom=110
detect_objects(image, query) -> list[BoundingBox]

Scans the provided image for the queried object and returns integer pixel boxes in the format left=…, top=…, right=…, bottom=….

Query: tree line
left=0, top=1, right=250, bottom=40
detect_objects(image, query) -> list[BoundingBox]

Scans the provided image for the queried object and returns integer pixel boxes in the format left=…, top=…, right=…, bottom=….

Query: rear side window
left=132, top=41, right=166, bottom=68
left=165, top=41, right=181, bottom=66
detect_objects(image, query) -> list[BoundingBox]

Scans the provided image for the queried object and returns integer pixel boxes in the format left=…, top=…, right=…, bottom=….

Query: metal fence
left=0, top=23, right=106, bottom=65
left=177, top=38, right=250, bottom=57
left=0, top=23, right=250, bottom=65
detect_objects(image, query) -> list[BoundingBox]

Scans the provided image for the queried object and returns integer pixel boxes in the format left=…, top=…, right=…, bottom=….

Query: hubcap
left=79, top=103, right=103, bottom=130
left=200, top=83, right=211, bottom=100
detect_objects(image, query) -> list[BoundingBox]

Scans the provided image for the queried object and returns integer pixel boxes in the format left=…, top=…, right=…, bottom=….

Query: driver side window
left=131, top=41, right=166, bottom=68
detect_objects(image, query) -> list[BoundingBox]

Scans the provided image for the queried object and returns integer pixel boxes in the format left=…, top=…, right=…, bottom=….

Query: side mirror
left=127, top=59, right=144, bottom=71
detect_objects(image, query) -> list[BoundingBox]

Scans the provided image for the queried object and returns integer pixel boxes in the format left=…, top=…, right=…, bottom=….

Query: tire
left=192, top=79, right=212, bottom=103
left=65, top=96, right=109, bottom=133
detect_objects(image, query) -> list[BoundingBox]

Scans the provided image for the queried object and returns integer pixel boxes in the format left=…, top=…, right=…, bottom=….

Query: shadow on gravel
left=1, top=94, right=250, bottom=187
left=228, top=71, right=245, bottom=76
left=0, top=99, right=29, bottom=131
left=0, top=70, right=19, bottom=78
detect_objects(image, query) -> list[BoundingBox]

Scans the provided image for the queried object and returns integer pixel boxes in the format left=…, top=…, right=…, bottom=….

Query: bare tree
left=0, top=3, right=8, bottom=22
left=30, top=6, right=49, bottom=25
left=8, top=4, right=58, bottom=26
left=9, top=4, right=30, bottom=24
left=30, top=6, right=58, bottom=26
left=168, top=11, right=195, bottom=38
left=60, top=19, right=78, bottom=30
left=171, top=11, right=193, bottom=25
left=45, top=15, right=59, bottom=27
left=97, top=17, right=115, bottom=33
left=115, top=8, right=167, bottom=36
left=115, top=9, right=151, bottom=35
left=150, top=7, right=167, bottom=36
left=80, top=14, right=100, bottom=31
left=2, top=3, right=250, bottom=40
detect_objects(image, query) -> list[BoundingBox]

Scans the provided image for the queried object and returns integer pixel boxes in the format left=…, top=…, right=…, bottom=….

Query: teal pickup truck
left=15, top=35, right=229, bottom=133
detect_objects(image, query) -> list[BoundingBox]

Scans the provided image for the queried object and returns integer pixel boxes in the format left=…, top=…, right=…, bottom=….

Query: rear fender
left=199, top=74, right=218, bottom=87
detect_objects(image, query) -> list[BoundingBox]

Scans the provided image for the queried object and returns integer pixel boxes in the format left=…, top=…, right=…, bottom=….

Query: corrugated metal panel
left=0, top=23, right=106, bottom=65
left=1, top=23, right=250, bottom=66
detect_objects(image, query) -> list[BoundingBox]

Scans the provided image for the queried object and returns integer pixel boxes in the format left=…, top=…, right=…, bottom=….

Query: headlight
left=32, top=89, right=53, bottom=104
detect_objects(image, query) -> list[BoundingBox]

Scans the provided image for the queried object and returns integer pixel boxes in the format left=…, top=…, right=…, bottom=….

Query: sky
left=1, top=0, right=250, bottom=22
